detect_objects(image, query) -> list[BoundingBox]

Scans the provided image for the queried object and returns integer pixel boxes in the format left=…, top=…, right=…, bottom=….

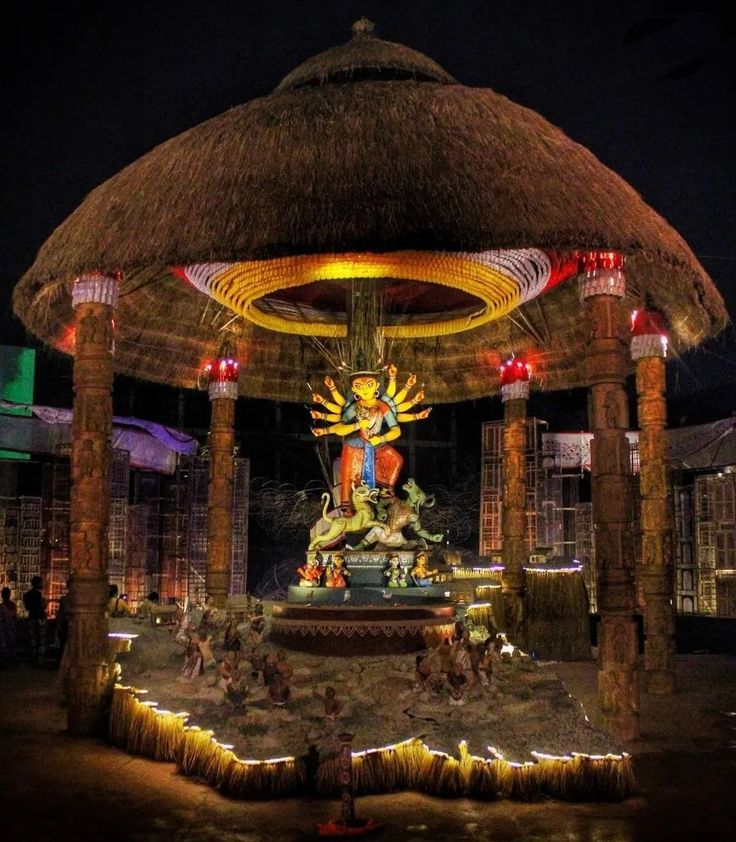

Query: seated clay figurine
left=325, top=553, right=351, bottom=588
left=297, top=555, right=324, bottom=587
left=410, top=551, right=437, bottom=587
left=250, top=603, right=265, bottom=636
left=323, top=686, right=343, bottom=720
left=384, top=554, right=402, bottom=588
left=268, top=672, right=290, bottom=707
left=447, top=662, right=467, bottom=706
left=181, top=633, right=204, bottom=680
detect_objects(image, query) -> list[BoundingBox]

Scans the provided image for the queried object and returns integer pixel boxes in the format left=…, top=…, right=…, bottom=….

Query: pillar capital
left=499, top=356, right=531, bottom=402
left=205, top=357, right=239, bottom=401
left=578, top=251, right=626, bottom=300
left=631, top=309, right=668, bottom=360
left=501, top=380, right=530, bottom=402
left=72, top=271, right=120, bottom=309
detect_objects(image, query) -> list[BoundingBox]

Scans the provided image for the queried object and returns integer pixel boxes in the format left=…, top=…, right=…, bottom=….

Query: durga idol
left=310, top=365, right=430, bottom=513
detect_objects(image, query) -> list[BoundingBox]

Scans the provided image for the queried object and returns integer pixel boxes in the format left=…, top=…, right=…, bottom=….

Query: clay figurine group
left=413, top=621, right=503, bottom=706
left=175, top=597, right=298, bottom=708
left=383, top=551, right=438, bottom=588
left=296, top=553, right=351, bottom=588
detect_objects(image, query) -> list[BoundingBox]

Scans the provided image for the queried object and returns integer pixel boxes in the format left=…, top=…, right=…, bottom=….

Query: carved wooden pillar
left=580, top=252, right=639, bottom=741
left=500, top=357, right=530, bottom=642
left=338, top=732, right=356, bottom=826
left=632, top=310, right=676, bottom=695
left=205, top=355, right=238, bottom=607
left=68, top=272, right=119, bottom=736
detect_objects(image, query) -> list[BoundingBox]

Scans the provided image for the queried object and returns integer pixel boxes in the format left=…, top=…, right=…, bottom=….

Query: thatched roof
left=13, top=26, right=727, bottom=403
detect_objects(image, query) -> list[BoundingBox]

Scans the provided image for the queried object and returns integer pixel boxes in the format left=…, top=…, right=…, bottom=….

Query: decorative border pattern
left=271, top=617, right=455, bottom=638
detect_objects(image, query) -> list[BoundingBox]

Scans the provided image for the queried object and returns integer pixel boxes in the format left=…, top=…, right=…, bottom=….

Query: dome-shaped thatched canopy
left=13, top=25, right=727, bottom=403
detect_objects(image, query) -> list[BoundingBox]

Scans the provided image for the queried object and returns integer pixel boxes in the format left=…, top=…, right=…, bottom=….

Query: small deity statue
left=410, top=551, right=437, bottom=587
left=200, top=595, right=223, bottom=637
left=325, top=553, right=351, bottom=588
left=218, top=650, right=244, bottom=701
left=414, top=654, right=433, bottom=692
left=250, top=603, right=265, bottom=636
left=447, top=662, right=467, bottom=706
left=197, top=634, right=217, bottom=671
left=262, top=652, right=279, bottom=686
left=323, top=686, right=343, bottom=720
left=268, top=672, right=291, bottom=707
left=384, top=554, right=402, bottom=588
left=437, top=638, right=452, bottom=675
left=219, top=650, right=238, bottom=682
left=181, top=632, right=204, bottom=680
left=309, top=365, right=431, bottom=514
left=297, top=555, right=324, bottom=588
left=224, top=620, right=242, bottom=653
left=275, top=649, right=293, bottom=683
left=478, top=637, right=496, bottom=686
left=249, top=649, right=266, bottom=679
left=468, top=640, right=483, bottom=686
left=450, top=634, right=473, bottom=684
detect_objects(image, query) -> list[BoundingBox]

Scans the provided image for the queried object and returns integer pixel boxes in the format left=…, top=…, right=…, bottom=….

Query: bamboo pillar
left=500, top=357, right=531, bottom=643
left=632, top=311, right=676, bottom=695
left=67, top=272, right=119, bottom=736
left=205, top=355, right=239, bottom=607
left=580, top=252, right=639, bottom=741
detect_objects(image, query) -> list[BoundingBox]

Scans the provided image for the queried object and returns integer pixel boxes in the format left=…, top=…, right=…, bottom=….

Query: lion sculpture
left=348, top=478, right=443, bottom=551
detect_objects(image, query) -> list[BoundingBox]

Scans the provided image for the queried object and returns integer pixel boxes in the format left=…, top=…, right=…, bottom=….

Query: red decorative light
left=499, top=356, right=531, bottom=385
left=576, top=250, right=625, bottom=273
left=205, top=358, right=239, bottom=383
left=631, top=309, right=668, bottom=338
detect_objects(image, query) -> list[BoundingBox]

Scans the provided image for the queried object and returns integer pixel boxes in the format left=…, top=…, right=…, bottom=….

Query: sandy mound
left=112, top=609, right=620, bottom=763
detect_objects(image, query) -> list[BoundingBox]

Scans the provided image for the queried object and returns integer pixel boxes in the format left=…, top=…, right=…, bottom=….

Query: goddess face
left=351, top=375, right=379, bottom=401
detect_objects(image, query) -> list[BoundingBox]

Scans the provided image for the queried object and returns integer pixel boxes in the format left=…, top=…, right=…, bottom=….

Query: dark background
left=1, top=0, right=735, bottom=493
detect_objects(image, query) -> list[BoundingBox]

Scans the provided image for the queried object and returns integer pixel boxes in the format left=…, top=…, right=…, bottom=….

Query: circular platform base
left=270, top=602, right=456, bottom=655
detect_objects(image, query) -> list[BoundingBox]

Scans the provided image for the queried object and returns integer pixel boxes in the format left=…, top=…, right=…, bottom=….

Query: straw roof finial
left=351, top=17, right=376, bottom=38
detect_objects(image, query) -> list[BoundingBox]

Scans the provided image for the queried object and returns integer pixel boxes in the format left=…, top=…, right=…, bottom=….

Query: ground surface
left=114, top=613, right=615, bottom=761
left=1, top=648, right=735, bottom=840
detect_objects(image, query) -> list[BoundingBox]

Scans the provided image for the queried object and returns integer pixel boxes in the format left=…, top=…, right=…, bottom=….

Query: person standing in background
left=0, top=587, right=18, bottom=667
left=23, top=576, right=47, bottom=664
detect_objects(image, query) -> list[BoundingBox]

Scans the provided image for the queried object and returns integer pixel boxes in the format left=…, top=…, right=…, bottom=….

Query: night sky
left=1, top=0, right=734, bottom=438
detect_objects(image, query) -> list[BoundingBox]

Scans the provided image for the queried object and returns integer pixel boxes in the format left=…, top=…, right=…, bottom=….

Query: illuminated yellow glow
left=202, top=252, right=522, bottom=338
left=531, top=751, right=573, bottom=762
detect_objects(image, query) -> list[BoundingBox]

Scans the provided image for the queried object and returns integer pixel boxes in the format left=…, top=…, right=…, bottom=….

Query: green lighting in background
left=0, top=346, right=36, bottom=461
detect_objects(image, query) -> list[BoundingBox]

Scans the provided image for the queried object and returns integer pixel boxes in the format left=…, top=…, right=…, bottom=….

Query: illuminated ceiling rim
left=175, top=248, right=567, bottom=339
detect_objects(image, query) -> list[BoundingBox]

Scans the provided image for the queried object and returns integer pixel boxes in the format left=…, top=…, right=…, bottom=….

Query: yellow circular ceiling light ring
left=180, top=251, right=528, bottom=338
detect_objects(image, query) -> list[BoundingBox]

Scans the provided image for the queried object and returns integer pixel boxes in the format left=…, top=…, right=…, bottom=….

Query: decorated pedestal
left=273, top=549, right=454, bottom=654
left=270, top=602, right=455, bottom=656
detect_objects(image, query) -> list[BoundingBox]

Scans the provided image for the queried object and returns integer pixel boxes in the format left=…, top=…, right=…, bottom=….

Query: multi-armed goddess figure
left=310, top=364, right=431, bottom=513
